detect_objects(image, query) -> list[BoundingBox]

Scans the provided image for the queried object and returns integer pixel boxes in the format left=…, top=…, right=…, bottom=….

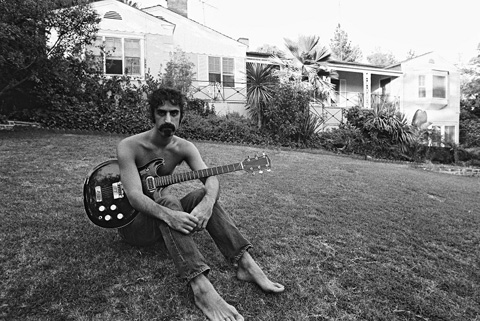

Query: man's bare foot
left=237, top=252, right=285, bottom=293
left=190, top=273, right=244, bottom=321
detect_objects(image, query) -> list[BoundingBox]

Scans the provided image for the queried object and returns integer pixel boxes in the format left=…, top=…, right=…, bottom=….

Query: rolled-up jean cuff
left=186, top=266, right=210, bottom=285
left=233, top=244, right=253, bottom=264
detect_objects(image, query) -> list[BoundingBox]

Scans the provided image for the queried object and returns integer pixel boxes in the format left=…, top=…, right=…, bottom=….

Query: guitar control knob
left=99, top=206, right=106, bottom=212
left=105, top=215, right=112, bottom=221
left=117, top=213, right=124, bottom=219
left=110, top=205, right=117, bottom=211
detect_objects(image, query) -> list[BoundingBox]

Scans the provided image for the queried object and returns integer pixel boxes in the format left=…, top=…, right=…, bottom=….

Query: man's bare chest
left=135, top=145, right=183, bottom=176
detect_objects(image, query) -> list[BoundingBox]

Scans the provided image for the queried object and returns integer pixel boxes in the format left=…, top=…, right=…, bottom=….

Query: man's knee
left=157, top=194, right=183, bottom=211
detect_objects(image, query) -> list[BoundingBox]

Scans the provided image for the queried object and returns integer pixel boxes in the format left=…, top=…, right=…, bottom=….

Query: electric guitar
left=83, top=154, right=271, bottom=228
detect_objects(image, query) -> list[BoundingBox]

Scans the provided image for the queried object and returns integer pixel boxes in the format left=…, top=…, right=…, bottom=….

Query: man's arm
left=182, top=141, right=220, bottom=230
left=116, top=139, right=198, bottom=234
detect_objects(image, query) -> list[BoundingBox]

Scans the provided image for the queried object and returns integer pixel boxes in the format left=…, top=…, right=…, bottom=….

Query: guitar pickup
left=112, top=182, right=125, bottom=199
left=145, top=176, right=155, bottom=192
left=95, top=186, right=102, bottom=202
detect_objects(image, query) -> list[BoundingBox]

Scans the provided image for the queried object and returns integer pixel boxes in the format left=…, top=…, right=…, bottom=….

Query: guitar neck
left=153, top=162, right=244, bottom=187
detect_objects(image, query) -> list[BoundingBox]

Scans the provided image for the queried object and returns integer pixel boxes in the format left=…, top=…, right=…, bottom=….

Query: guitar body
left=83, top=159, right=165, bottom=229
left=83, top=155, right=271, bottom=229
left=83, top=160, right=134, bottom=228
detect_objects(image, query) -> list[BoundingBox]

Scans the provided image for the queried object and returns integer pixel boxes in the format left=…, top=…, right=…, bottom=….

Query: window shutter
left=197, top=55, right=208, bottom=82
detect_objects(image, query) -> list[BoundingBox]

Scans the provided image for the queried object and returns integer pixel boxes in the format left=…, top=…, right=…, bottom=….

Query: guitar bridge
left=112, top=182, right=125, bottom=199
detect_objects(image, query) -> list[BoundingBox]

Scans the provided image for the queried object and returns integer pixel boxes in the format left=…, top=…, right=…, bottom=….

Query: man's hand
left=190, top=197, right=215, bottom=231
left=165, top=210, right=199, bottom=234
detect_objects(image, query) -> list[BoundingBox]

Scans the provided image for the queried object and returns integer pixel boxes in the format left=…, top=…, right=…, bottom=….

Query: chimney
left=167, top=0, right=188, bottom=18
left=238, top=37, right=249, bottom=49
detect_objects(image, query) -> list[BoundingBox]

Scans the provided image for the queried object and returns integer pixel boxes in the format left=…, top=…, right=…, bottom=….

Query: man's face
left=153, top=101, right=181, bottom=137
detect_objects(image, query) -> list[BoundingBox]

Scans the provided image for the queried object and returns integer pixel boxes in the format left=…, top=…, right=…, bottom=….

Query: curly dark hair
left=148, top=87, right=186, bottom=123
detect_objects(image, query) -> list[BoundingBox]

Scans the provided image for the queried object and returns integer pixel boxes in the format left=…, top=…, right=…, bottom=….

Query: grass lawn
left=1, top=129, right=479, bottom=321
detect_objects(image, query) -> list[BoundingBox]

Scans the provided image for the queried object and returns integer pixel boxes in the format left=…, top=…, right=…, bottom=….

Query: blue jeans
left=118, top=188, right=252, bottom=283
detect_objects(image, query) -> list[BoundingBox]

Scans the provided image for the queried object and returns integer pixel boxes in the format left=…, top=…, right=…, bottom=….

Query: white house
left=247, top=51, right=460, bottom=144
left=89, top=0, right=249, bottom=115
left=87, top=1, right=460, bottom=143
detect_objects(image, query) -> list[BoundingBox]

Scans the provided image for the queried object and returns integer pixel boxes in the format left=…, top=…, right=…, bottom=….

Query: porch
left=312, top=92, right=401, bottom=130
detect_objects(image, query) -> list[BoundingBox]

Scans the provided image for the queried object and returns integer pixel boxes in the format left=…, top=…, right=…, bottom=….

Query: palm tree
left=117, top=0, right=139, bottom=8
left=246, top=62, right=276, bottom=129
left=280, top=35, right=336, bottom=101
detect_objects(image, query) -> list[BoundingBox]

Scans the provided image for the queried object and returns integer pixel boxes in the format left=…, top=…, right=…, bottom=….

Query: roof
left=90, top=0, right=175, bottom=35
left=142, top=4, right=247, bottom=47
left=386, top=51, right=434, bottom=69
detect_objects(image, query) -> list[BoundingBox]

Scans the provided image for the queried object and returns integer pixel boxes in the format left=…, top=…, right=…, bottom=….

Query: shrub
left=345, top=105, right=414, bottom=159
left=179, top=112, right=268, bottom=145
left=263, top=82, right=317, bottom=147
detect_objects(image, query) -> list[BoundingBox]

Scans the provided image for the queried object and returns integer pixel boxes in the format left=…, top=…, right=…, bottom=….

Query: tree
left=117, top=0, right=139, bottom=8
left=255, top=44, right=285, bottom=58
left=329, top=24, right=362, bottom=62
left=366, top=47, right=398, bottom=66
left=274, top=35, right=336, bottom=101
left=0, top=0, right=100, bottom=111
left=459, top=54, right=480, bottom=146
left=246, top=62, right=277, bottom=128
left=160, top=47, right=196, bottom=95
left=406, top=49, right=416, bottom=60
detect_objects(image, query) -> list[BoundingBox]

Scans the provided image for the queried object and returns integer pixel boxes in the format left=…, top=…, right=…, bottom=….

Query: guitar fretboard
left=153, top=162, right=244, bottom=187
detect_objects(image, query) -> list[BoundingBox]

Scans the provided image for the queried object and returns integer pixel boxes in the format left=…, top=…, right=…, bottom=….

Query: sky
left=136, top=0, right=480, bottom=65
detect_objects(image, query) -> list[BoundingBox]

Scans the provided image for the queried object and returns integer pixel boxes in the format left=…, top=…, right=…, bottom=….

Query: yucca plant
left=364, top=103, right=415, bottom=154
left=246, top=62, right=277, bottom=128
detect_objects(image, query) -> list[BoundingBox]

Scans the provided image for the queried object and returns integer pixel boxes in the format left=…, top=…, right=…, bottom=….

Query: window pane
left=418, top=75, right=426, bottom=98
left=125, top=39, right=140, bottom=57
left=105, top=37, right=122, bottom=58
left=433, top=75, right=446, bottom=98
left=125, top=57, right=140, bottom=75
left=431, top=126, right=441, bottom=146
left=223, top=75, right=234, bottom=87
left=208, top=56, right=220, bottom=73
left=106, top=59, right=123, bottom=74
left=222, top=57, right=234, bottom=74
left=419, top=88, right=426, bottom=98
left=209, top=73, right=221, bottom=83
left=445, top=126, right=455, bottom=143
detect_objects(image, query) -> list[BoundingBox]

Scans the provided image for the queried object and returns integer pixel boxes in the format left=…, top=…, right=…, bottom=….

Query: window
left=418, top=75, right=426, bottom=98
left=222, top=57, right=234, bottom=87
left=208, top=56, right=221, bottom=83
left=89, top=36, right=142, bottom=77
left=431, top=125, right=442, bottom=146
left=208, top=56, right=235, bottom=87
left=124, top=39, right=141, bottom=75
left=105, top=37, right=123, bottom=75
left=90, top=37, right=104, bottom=72
left=433, top=75, right=446, bottom=98
left=445, top=126, right=455, bottom=143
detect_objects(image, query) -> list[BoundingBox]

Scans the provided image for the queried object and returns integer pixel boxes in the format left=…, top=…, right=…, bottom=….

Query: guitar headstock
left=241, top=153, right=271, bottom=174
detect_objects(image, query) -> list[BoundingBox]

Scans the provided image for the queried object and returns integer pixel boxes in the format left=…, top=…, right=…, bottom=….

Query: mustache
left=159, top=123, right=176, bottom=132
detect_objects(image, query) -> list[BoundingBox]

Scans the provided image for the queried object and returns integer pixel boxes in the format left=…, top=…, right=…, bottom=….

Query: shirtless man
left=116, top=87, right=284, bottom=320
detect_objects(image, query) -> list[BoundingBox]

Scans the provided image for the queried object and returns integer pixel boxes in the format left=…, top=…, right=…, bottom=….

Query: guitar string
left=94, top=162, right=258, bottom=196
